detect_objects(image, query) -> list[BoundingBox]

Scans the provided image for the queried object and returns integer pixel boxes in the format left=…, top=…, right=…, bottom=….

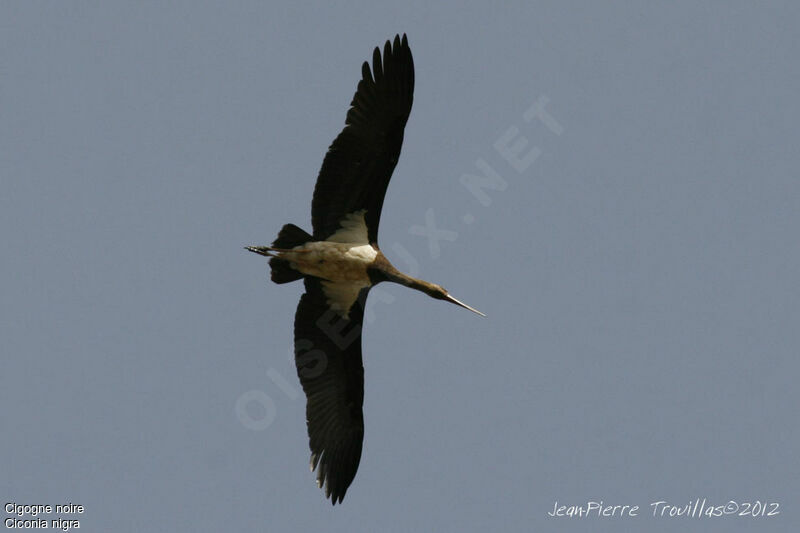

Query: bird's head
left=426, top=283, right=486, bottom=317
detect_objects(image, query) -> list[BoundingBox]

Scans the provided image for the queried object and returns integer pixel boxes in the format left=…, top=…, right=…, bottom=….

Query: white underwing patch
left=327, top=209, right=370, bottom=244
left=321, top=280, right=369, bottom=318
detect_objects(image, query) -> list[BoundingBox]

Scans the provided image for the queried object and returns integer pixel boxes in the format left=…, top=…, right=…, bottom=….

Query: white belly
left=280, top=241, right=378, bottom=317
left=282, top=241, right=378, bottom=283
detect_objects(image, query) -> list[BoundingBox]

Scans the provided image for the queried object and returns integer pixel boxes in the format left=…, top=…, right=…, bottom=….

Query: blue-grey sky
left=2, top=2, right=798, bottom=532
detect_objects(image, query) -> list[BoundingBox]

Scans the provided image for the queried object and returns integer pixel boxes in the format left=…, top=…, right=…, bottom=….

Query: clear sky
left=2, top=2, right=798, bottom=532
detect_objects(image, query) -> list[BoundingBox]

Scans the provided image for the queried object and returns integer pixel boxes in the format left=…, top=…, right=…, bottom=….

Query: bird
left=246, top=34, right=484, bottom=505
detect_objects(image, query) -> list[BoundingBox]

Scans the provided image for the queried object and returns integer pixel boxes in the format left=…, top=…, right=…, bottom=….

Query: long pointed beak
left=244, top=246, right=271, bottom=257
left=444, top=293, right=486, bottom=317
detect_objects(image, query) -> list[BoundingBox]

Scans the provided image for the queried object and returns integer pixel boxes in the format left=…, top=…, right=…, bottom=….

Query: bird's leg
left=244, top=246, right=312, bottom=257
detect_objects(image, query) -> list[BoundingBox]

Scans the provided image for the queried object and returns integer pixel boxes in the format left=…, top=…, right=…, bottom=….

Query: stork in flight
left=246, top=34, right=484, bottom=505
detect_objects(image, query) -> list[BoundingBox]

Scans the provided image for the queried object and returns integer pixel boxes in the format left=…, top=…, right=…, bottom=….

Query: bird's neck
left=373, top=256, right=441, bottom=298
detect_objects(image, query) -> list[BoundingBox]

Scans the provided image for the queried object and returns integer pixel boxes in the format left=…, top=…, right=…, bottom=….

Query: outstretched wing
left=293, top=277, right=368, bottom=504
left=311, top=34, right=415, bottom=244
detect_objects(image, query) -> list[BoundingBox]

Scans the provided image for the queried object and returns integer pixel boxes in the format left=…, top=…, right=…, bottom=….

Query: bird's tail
left=268, top=224, right=313, bottom=284
left=272, top=223, right=313, bottom=249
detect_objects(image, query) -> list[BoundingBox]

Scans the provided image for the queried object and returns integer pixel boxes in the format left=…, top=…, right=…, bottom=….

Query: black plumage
left=294, top=278, right=367, bottom=504
left=311, top=34, right=414, bottom=244
left=246, top=33, right=483, bottom=506
left=298, top=34, right=413, bottom=504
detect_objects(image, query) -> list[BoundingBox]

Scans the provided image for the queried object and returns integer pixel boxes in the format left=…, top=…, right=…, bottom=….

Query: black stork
left=246, top=34, right=484, bottom=505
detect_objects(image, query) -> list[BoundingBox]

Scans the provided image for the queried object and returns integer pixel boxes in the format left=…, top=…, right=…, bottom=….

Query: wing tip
left=361, top=60, right=372, bottom=82
left=310, top=450, right=350, bottom=506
